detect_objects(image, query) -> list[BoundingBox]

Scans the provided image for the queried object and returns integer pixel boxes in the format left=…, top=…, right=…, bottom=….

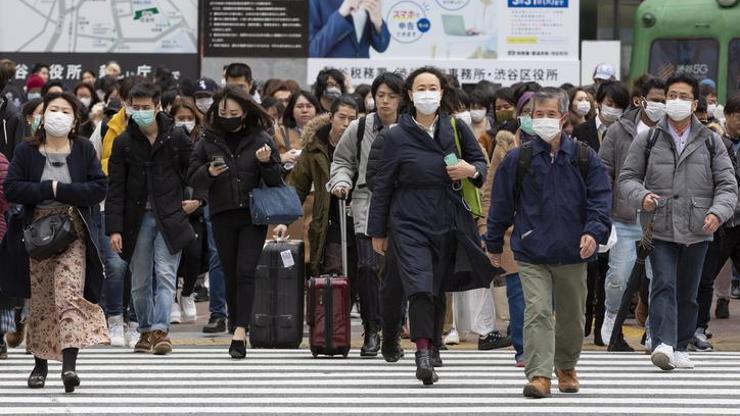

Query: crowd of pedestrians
left=0, top=56, right=739, bottom=398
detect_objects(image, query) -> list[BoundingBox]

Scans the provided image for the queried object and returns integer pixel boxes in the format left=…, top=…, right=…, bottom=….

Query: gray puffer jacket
left=619, top=117, right=738, bottom=245
left=599, top=107, right=644, bottom=223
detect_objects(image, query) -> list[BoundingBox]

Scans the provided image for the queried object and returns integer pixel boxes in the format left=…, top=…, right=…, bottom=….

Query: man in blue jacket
left=486, top=87, right=612, bottom=399
left=309, top=0, right=391, bottom=58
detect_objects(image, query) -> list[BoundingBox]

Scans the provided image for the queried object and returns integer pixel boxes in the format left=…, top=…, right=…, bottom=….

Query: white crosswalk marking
left=1, top=348, right=739, bottom=415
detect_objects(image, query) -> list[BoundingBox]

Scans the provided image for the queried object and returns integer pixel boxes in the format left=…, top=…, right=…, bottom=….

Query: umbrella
left=607, top=205, right=659, bottom=351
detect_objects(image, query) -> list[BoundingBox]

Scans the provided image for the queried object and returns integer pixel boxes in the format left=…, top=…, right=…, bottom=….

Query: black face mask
left=215, top=115, right=242, bottom=132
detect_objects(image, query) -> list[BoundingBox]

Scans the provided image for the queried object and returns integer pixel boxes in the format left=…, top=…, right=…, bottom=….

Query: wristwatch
left=472, top=169, right=481, bottom=180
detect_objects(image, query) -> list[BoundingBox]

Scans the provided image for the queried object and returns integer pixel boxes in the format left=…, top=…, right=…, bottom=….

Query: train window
left=649, top=39, right=719, bottom=85
left=729, top=39, right=739, bottom=102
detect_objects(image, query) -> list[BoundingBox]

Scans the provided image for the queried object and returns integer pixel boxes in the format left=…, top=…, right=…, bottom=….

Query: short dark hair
left=725, top=94, right=740, bottom=115
left=31, top=63, right=49, bottom=74
left=21, top=98, right=43, bottom=119
left=512, top=82, right=541, bottom=106
left=696, top=95, right=708, bottom=113
left=313, top=68, right=346, bottom=99
left=469, top=89, right=490, bottom=108
left=404, top=66, right=453, bottom=113
left=119, top=75, right=147, bottom=101
left=371, top=72, right=404, bottom=98
left=225, top=63, right=253, bottom=82
left=446, top=87, right=470, bottom=112
left=73, top=82, right=99, bottom=106
left=283, top=90, right=321, bottom=129
left=596, top=80, right=630, bottom=109
left=129, top=81, right=162, bottom=105
left=82, top=69, right=96, bottom=79
left=665, top=73, right=700, bottom=99
left=260, top=96, right=285, bottom=119
left=41, top=80, right=66, bottom=96
left=495, top=87, right=516, bottom=106
left=206, top=85, right=273, bottom=131
left=633, top=76, right=666, bottom=98
left=354, top=84, right=371, bottom=99
left=331, top=94, right=359, bottom=114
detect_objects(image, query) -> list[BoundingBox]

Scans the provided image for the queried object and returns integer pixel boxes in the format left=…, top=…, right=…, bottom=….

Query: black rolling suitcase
left=249, top=239, right=305, bottom=349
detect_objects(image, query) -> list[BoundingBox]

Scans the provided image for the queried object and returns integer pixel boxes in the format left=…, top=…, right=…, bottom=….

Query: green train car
left=629, top=0, right=740, bottom=102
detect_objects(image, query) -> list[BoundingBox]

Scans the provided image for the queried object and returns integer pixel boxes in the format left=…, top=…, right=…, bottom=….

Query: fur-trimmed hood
left=301, top=113, right=332, bottom=148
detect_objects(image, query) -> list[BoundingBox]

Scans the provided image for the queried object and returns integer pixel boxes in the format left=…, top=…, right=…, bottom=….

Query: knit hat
left=25, top=74, right=45, bottom=90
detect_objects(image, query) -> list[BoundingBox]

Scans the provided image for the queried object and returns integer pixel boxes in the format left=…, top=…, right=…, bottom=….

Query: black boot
left=27, top=357, right=48, bottom=389
left=381, top=333, right=404, bottom=362
left=229, top=339, right=247, bottom=359
left=431, top=345, right=443, bottom=367
left=62, top=348, right=80, bottom=393
left=415, top=349, right=438, bottom=386
left=360, top=325, right=381, bottom=357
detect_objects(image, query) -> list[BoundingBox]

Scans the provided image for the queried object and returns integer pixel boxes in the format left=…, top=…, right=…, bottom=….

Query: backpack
left=514, top=138, right=590, bottom=208
left=643, top=126, right=715, bottom=165
left=351, top=116, right=367, bottom=188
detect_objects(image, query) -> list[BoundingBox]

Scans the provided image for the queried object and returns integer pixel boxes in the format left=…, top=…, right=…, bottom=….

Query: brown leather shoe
left=5, top=316, right=25, bottom=348
left=523, top=376, right=551, bottom=398
left=151, top=330, right=173, bottom=355
left=556, top=369, right=580, bottom=393
left=134, top=332, right=152, bottom=353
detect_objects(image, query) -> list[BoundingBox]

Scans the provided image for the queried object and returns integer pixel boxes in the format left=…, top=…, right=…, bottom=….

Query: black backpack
left=643, top=126, right=716, bottom=165
left=515, top=138, right=591, bottom=207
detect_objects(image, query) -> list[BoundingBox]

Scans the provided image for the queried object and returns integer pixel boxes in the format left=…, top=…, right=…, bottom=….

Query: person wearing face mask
left=24, top=74, right=45, bottom=103
left=188, top=86, right=282, bottom=359
left=620, top=74, right=738, bottom=372
left=192, top=78, right=219, bottom=116
left=573, top=80, right=630, bottom=153
left=22, top=98, right=44, bottom=137
left=567, top=88, right=595, bottom=134
left=106, top=81, right=196, bottom=356
left=487, top=87, right=612, bottom=398
left=314, top=69, right=348, bottom=113
left=1, top=92, right=109, bottom=393
left=367, top=67, right=492, bottom=386
left=597, top=76, right=666, bottom=351
left=73, top=82, right=99, bottom=139
left=468, top=90, right=493, bottom=153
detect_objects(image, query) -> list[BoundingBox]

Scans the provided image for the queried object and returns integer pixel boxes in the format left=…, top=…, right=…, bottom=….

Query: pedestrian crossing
left=2, top=348, right=740, bottom=415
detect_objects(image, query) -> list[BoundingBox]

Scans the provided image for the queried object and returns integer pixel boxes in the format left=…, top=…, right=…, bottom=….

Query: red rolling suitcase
left=306, top=198, right=352, bottom=358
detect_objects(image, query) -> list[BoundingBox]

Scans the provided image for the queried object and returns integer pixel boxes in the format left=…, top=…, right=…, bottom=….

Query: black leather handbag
left=23, top=208, right=78, bottom=260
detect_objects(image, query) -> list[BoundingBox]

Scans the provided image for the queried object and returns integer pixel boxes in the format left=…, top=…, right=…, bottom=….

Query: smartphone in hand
left=444, top=153, right=459, bottom=166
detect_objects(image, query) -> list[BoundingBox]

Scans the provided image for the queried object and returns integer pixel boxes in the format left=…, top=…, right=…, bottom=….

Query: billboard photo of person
left=309, top=0, right=391, bottom=58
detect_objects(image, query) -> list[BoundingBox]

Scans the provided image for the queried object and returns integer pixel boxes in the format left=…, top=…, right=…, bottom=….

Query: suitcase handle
left=339, top=198, right=348, bottom=278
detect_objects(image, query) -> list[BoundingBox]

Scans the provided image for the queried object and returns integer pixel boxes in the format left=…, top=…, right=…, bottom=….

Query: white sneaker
left=444, top=328, right=460, bottom=345
left=674, top=351, right=695, bottom=369
left=181, top=294, right=197, bottom=323
left=125, top=321, right=139, bottom=349
left=601, top=311, right=616, bottom=344
left=644, top=332, right=652, bottom=352
left=107, top=315, right=126, bottom=347
left=170, top=302, right=182, bottom=324
left=651, top=343, right=676, bottom=371
left=350, top=304, right=360, bottom=319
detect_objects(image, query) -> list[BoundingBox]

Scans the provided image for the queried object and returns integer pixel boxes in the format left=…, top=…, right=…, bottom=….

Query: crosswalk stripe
left=1, top=348, right=738, bottom=415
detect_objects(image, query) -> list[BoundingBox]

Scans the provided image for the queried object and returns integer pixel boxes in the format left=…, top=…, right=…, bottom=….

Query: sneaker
left=600, top=311, right=617, bottom=346
left=350, top=304, right=360, bottom=319
left=731, top=281, right=740, bottom=299
left=181, top=294, right=197, bottom=323
left=650, top=343, right=675, bottom=371
left=134, top=332, right=152, bottom=353
left=150, top=330, right=173, bottom=355
left=107, top=315, right=126, bottom=347
left=203, top=316, right=227, bottom=334
left=193, top=284, right=210, bottom=303
left=444, top=328, right=460, bottom=345
left=126, top=322, right=140, bottom=349
left=715, top=298, right=730, bottom=319
left=478, top=330, right=512, bottom=350
left=674, top=351, right=694, bottom=369
left=170, top=302, right=182, bottom=324
left=688, top=328, right=714, bottom=352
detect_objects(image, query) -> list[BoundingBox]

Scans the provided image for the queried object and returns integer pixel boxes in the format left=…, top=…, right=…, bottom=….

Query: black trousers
left=211, top=209, right=267, bottom=329
left=697, top=226, right=740, bottom=329
left=408, top=292, right=445, bottom=346
left=179, top=216, right=206, bottom=297
left=585, top=253, right=608, bottom=337
left=380, top=239, right=407, bottom=339
left=355, top=235, right=381, bottom=329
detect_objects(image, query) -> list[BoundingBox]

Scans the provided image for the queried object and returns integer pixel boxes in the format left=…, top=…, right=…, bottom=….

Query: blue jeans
left=506, top=273, right=524, bottom=362
left=130, top=212, right=181, bottom=333
left=649, top=240, right=709, bottom=352
left=604, top=220, right=653, bottom=314
left=96, top=209, right=130, bottom=318
left=204, top=207, right=227, bottom=319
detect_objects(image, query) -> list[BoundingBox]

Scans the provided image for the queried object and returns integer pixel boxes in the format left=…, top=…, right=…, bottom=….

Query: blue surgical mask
left=27, top=92, right=42, bottom=101
left=518, top=115, right=534, bottom=135
left=31, top=114, right=42, bottom=132
left=131, top=109, right=156, bottom=127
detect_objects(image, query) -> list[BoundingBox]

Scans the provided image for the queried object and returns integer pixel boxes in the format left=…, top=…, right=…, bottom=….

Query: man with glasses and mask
left=598, top=76, right=666, bottom=350
left=487, top=87, right=612, bottom=398
left=620, top=73, right=737, bottom=372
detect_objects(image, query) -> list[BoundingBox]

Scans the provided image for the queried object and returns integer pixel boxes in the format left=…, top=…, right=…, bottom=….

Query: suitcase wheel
left=311, top=347, right=318, bottom=358
left=341, top=347, right=350, bottom=358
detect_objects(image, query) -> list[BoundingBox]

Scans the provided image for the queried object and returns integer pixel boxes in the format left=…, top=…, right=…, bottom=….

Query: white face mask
left=532, top=117, right=562, bottom=143
left=412, top=91, right=441, bottom=115
left=707, top=103, right=717, bottom=117
left=600, top=105, right=623, bottom=123
left=195, top=97, right=214, bottom=114
left=43, top=111, right=74, bottom=137
left=365, top=97, right=375, bottom=111
left=470, top=109, right=487, bottom=123
left=176, top=120, right=196, bottom=133
left=643, top=100, right=666, bottom=123
left=455, top=111, right=472, bottom=128
left=27, top=92, right=42, bottom=101
left=575, top=101, right=591, bottom=116
left=665, top=99, right=693, bottom=122
left=79, top=97, right=92, bottom=108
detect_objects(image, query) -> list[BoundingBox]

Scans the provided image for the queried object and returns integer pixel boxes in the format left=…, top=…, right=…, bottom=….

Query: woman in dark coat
left=188, top=86, right=282, bottom=359
left=2, top=92, right=108, bottom=392
left=367, top=67, right=494, bottom=385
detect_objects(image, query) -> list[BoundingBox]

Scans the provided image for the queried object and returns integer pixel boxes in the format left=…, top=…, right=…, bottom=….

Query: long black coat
left=105, top=113, right=195, bottom=261
left=0, top=137, right=107, bottom=302
left=367, top=112, right=497, bottom=296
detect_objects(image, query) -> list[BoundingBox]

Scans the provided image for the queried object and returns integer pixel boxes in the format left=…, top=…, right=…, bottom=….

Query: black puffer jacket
left=105, top=112, right=195, bottom=261
left=0, top=98, right=24, bottom=161
left=365, top=127, right=392, bottom=193
left=188, top=127, right=282, bottom=217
